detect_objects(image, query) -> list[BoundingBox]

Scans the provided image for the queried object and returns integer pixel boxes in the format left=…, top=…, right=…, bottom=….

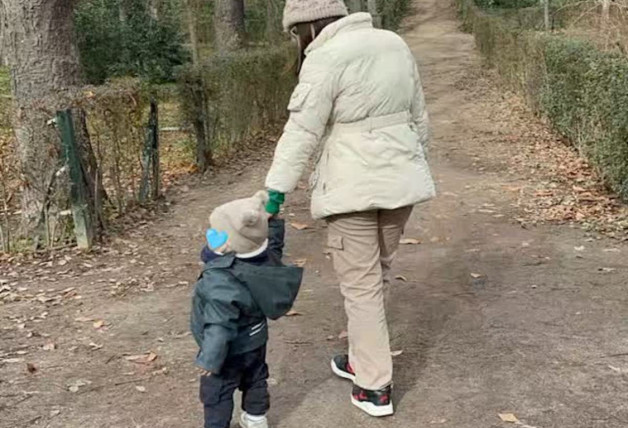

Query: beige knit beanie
left=283, top=0, right=349, bottom=30
left=209, top=191, right=269, bottom=255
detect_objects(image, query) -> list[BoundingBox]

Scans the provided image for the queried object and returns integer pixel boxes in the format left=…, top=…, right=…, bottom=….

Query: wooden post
left=140, top=100, right=160, bottom=202
left=56, top=109, right=94, bottom=250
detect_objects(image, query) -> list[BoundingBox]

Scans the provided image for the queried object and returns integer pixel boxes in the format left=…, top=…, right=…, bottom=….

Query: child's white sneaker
left=239, top=412, right=268, bottom=428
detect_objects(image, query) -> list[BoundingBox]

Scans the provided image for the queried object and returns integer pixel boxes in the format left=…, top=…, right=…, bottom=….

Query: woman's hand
left=265, top=190, right=285, bottom=216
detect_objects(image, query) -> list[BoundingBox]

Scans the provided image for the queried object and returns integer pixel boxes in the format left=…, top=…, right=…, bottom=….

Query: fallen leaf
left=499, top=413, right=519, bottom=423
left=293, top=259, right=307, bottom=268
left=391, top=350, right=404, bottom=357
left=68, top=379, right=91, bottom=393
left=290, top=222, right=310, bottom=231
left=93, top=320, right=106, bottom=329
left=399, top=238, right=421, bottom=245
left=574, top=246, right=585, bottom=252
left=429, top=419, right=448, bottom=425
left=338, top=330, right=349, bottom=340
left=50, top=410, right=61, bottom=417
left=42, top=342, right=56, bottom=351
left=89, top=342, right=103, bottom=351
left=125, top=352, right=158, bottom=364
left=470, top=273, right=483, bottom=279
left=135, top=386, right=146, bottom=393
left=285, top=309, right=302, bottom=317
left=2, top=358, right=24, bottom=364
left=26, top=363, right=38, bottom=374
left=598, top=267, right=616, bottom=273
left=75, top=316, right=93, bottom=323
left=395, top=275, right=408, bottom=282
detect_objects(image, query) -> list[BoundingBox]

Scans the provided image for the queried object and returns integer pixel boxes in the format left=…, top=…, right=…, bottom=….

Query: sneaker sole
left=330, top=359, right=356, bottom=382
left=239, top=413, right=268, bottom=428
left=351, top=396, right=394, bottom=417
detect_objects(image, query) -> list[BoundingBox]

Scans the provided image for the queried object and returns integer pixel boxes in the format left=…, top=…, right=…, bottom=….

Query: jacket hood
left=306, top=12, right=373, bottom=55
left=206, top=254, right=303, bottom=320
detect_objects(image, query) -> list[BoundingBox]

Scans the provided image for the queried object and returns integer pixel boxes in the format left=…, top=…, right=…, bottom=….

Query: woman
left=265, top=0, right=435, bottom=418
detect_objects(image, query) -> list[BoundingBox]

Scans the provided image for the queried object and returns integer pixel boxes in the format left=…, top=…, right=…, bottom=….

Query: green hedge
left=378, top=0, right=411, bottom=30
left=178, top=46, right=295, bottom=169
left=457, top=0, right=628, bottom=199
left=0, top=67, right=10, bottom=129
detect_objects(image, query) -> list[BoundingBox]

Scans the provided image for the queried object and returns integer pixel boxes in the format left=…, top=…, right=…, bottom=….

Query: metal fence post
left=57, top=109, right=94, bottom=250
left=140, top=99, right=160, bottom=203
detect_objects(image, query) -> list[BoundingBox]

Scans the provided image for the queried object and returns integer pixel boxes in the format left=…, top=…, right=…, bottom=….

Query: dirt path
left=2, top=1, right=628, bottom=427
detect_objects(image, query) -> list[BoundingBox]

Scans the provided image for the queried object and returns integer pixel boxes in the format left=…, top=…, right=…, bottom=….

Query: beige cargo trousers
left=326, top=206, right=413, bottom=391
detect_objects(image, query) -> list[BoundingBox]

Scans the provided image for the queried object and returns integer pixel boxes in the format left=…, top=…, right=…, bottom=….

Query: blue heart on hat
left=206, top=229, right=229, bottom=250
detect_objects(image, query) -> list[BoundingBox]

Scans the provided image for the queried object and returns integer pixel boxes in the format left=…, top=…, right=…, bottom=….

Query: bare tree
left=214, top=0, right=245, bottom=51
left=0, top=0, right=83, bottom=241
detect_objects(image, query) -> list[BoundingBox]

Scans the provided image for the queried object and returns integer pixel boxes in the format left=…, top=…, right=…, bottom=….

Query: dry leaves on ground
left=400, top=238, right=422, bottom=245
left=499, top=413, right=519, bottom=423
left=485, top=92, right=628, bottom=237
left=124, top=352, right=158, bottom=365
left=292, top=259, right=307, bottom=268
left=290, top=222, right=310, bottom=231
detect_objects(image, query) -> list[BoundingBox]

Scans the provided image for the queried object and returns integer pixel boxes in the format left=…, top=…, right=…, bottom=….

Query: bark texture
left=0, top=0, right=82, bottom=239
left=214, top=0, right=245, bottom=51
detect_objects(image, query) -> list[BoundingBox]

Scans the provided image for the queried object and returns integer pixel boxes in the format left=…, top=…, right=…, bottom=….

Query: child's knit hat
left=209, top=191, right=269, bottom=255
left=282, top=0, right=348, bottom=30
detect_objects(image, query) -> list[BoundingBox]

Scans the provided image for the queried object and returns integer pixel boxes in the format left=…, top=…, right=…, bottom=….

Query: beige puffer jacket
left=265, top=13, right=436, bottom=219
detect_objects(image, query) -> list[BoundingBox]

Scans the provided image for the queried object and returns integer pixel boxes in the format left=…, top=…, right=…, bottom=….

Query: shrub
left=75, top=0, right=188, bottom=84
left=457, top=0, right=628, bottom=199
left=378, top=0, right=412, bottom=30
left=178, top=46, right=295, bottom=168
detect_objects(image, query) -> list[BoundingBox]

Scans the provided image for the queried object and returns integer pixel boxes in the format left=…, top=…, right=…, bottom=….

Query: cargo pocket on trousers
left=200, top=374, right=222, bottom=405
left=327, top=234, right=344, bottom=252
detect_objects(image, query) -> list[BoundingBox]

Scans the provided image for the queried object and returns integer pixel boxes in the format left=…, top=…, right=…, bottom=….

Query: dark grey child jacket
left=191, top=219, right=303, bottom=373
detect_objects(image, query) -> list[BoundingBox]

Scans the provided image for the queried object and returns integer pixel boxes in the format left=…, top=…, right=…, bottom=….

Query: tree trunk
left=0, top=9, right=6, bottom=66
left=214, top=0, right=245, bottom=51
left=346, top=0, right=363, bottom=13
left=367, top=0, right=381, bottom=27
left=601, top=0, right=611, bottom=29
left=541, top=0, right=550, bottom=31
left=0, top=0, right=83, bottom=241
left=266, top=0, right=281, bottom=42
left=185, top=0, right=201, bottom=64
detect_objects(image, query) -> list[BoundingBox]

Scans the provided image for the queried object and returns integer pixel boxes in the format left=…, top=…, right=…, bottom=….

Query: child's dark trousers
left=200, top=346, right=269, bottom=428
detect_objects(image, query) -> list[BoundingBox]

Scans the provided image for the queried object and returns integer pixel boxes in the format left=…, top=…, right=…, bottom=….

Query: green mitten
left=265, top=190, right=285, bottom=215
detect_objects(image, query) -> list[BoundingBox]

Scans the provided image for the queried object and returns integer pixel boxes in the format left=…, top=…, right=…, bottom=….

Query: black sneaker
left=351, top=384, right=394, bottom=417
left=331, top=355, right=356, bottom=382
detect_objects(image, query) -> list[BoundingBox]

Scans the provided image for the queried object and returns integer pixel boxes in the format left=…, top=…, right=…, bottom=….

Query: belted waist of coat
left=329, top=111, right=411, bottom=134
